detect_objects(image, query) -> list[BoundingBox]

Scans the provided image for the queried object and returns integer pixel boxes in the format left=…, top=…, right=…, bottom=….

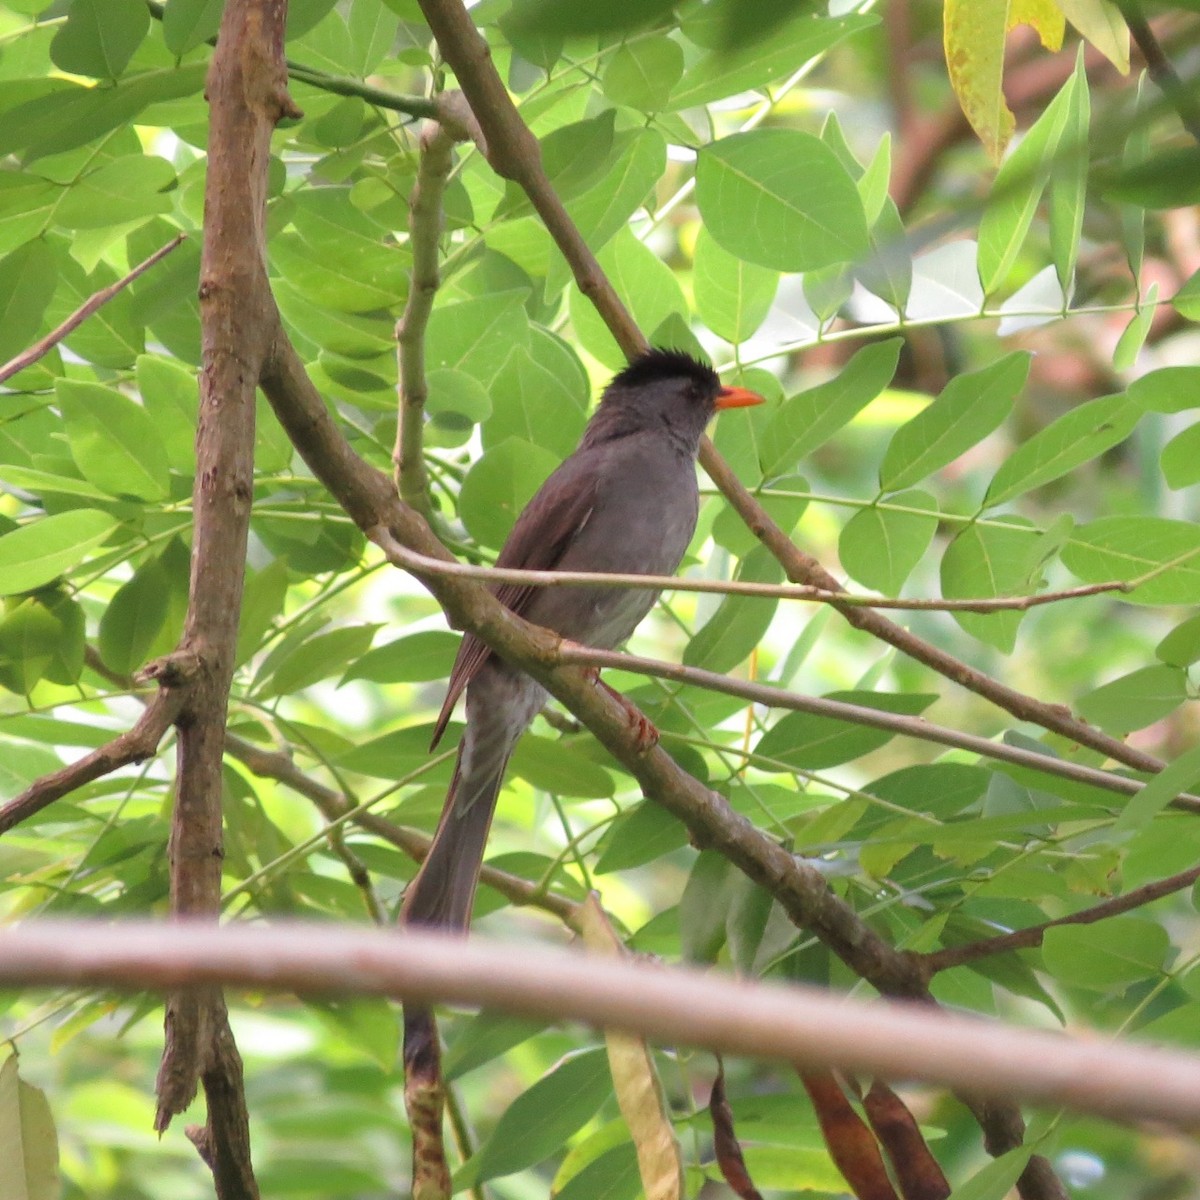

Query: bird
left=401, top=348, right=764, bottom=934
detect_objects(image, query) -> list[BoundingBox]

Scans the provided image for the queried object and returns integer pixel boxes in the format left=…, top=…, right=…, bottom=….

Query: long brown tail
left=400, top=745, right=509, bottom=931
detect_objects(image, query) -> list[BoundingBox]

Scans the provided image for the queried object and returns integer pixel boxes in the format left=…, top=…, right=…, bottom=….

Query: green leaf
left=57, top=379, right=171, bottom=501
left=977, top=59, right=1077, bottom=294
left=839, top=490, right=938, bottom=595
left=680, top=850, right=736, bottom=963
left=0, top=1053, right=59, bottom=1200
left=1156, top=611, right=1200, bottom=667
left=458, top=437, right=559, bottom=550
left=983, top=392, right=1140, bottom=507
left=880, top=352, right=1030, bottom=491
left=1127, top=365, right=1200, bottom=413
left=669, top=12, right=875, bottom=111
left=602, top=36, right=683, bottom=112
left=470, top=1048, right=611, bottom=1184
left=0, top=239, right=58, bottom=364
left=235, top=557, right=290, bottom=668
left=754, top=692, right=936, bottom=770
left=696, top=130, right=869, bottom=272
left=341, top=631, right=460, bottom=684
left=256, top=624, right=380, bottom=699
left=509, top=735, right=615, bottom=798
left=595, top=801, right=689, bottom=873
left=570, top=227, right=686, bottom=368
left=1049, top=49, right=1090, bottom=293
left=761, top=338, right=902, bottom=478
left=426, top=290, right=532, bottom=387
left=684, top=546, right=781, bottom=674
left=136, top=353, right=198, bottom=474
left=1112, top=741, right=1200, bottom=834
left=555, top=1142, right=640, bottom=1200
left=0, top=596, right=62, bottom=695
left=1063, top=517, right=1200, bottom=604
left=504, top=0, right=675, bottom=37
left=98, top=557, right=170, bottom=676
left=1173, top=265, right=1200, bottom=323
left=1041, top=918, right=1169, bottom=990
left=162, top=0, right=223, bottom=55
left=50, top=0, right=149, bottom=79
left=0, top=510, right=120, bottom=596
left=693, top=227, right=778, bottom=345
left=53, top=154, right=176, bottom=230
left=1113, top=284, right=1157, bottom=371
left=1076, top=665, right=1187, bottom=735
left=485, top=332, right=589, bottom=457
left=443, top=1013, right=550, bottom=1082
left=566, top=128, right=665, bottom=254
left=0, top=66, right=208, bottom=161
left=941, top=521, right=1042, bottom=653
left=1160, top=423, right=1200, bottom=489
left=946, top=1146, right=1032, bottom=1200
left=49, top=255, right=144, bottom=368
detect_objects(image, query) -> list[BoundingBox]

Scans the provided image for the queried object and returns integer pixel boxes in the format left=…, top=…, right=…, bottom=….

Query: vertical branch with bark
left=152, top=0, right=301, bottom=1193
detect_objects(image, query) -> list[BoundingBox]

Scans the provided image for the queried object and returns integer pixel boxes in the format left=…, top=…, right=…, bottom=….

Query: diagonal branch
left=0, top=233, right=185, bottom=385
left=0, top=685, right=186, bottom=836
left=410, top=0, right=1168, bottom=816
left=923, top=860, right=1200, bottom=972
left=1119, top=1, right=1200, bottom=146
left=547, top=643, right=1200, bottom=813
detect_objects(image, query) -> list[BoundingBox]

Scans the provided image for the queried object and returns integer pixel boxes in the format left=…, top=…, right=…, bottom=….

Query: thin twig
left=550, top=643, right=1200, bottom=813
left=0, top=687, right=185, bottom=835
left=385, top=543, right=1129, bottom=613
left=0, top=234, right=185, bottom=385
left=224, top=732, right=580, bottom=923
left=923, top=861, right=1200, bottom=972
left=1119, top=1, right=1200, bottom=146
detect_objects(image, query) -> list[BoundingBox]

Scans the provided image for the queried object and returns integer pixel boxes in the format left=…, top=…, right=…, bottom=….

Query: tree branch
left=149, top=0, right=298, bottom=1188
left=923, top=861, right=1200, bottom=972
left=1119, top=1, right=1200, bottom=146
left=0, top=233, right=185, bottom=385
left=223, top=732, right=580, bottom=923
left=411, top=0, right=1170, bottom=827
left=3, top=921, right=1200, bottom=1128
left=381, top=543, right=1128, bottom=613
left=546, top=643, right=1200, bottom=814
left=0, top=685, right=186, bottom=836
left=394, top=93, right=479, bottom=515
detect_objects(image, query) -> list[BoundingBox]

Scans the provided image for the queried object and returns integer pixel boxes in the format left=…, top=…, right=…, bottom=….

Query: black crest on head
left=609, top=347, right=720, bottom=395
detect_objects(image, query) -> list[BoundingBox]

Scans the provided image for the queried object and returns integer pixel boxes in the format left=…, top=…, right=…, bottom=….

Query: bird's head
left=585, top=347, right=763, bottom=451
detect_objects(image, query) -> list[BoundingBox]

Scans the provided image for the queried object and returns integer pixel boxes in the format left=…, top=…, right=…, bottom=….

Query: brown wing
left=429, top=449, right=603, bottom=748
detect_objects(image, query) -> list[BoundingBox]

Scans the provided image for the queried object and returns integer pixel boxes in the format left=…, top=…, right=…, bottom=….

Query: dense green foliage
left=3, top=1, right=1200, bottom=1197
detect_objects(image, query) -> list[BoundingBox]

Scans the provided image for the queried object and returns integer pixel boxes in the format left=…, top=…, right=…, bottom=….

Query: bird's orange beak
left=715, top=385, right=765, bottom=410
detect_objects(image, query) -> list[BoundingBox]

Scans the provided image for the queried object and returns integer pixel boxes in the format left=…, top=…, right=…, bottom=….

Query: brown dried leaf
left=709, top=1061, right=764, bottom=1200
left=863, top=1079, right=950, bottom=1200
left=800, top=1068, right=900, bottom=1200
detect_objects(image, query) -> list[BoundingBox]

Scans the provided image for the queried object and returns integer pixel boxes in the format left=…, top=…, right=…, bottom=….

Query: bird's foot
left=598, top=678, right=659, bottom=753
left=561, top=639, right=660, bottom=752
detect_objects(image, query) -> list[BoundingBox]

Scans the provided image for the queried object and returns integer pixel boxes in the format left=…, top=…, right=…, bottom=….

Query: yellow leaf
left=944, top=0, right=1012, bottom=163
left=1056, top=0, right=1130, bottom=72
left=1012, top=0, right=1066, bottom=49
left=944, top=0, right=1068, bottom=163
left=578, top=896, right=684, bottom=1200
